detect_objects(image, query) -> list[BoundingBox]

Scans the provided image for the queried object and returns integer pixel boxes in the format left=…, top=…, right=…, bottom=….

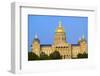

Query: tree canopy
left=77, top=52, right=88, bottom=58
left=50, top=51, right=62, bottom=59
left=28, top=52, right=39, bottom=60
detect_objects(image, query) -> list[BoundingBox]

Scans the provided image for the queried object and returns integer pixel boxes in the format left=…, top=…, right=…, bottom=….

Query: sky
left=28, top=15, right=88, bottom=52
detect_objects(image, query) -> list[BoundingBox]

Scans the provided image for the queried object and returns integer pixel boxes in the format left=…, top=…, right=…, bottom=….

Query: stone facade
left=32, top=21, right=87, bottom=59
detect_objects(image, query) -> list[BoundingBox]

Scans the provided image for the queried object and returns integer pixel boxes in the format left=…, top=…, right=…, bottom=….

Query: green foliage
left=28, top=51, right=88, bottom=60
left=77, top=52, right=88, bottom=58
left=28, top=52, right=39, bottom=60
left=50, top=51, right=62, bottom=59
left=40, top=52, right=50, bottom=60
left=28, top=51, right=62, bottom=60
left=28, top=51, right=61, bottom=61
left=28, top=52, right=50, bottom=60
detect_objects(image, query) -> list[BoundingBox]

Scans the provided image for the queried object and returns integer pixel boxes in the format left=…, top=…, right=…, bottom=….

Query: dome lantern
left=55, top=21, right=65, bottom=33
left=58, top=21, right=62, bottom=27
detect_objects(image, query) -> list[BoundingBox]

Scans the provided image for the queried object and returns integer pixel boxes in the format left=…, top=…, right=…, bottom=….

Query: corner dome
left=33, top=34, right=40, bottom=43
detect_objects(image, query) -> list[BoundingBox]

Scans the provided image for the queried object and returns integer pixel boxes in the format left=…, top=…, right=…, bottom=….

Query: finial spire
left=79, top=37, right=81, bottom=41
left=78, top=37, right=81, bottom=43
left=35, top=33, right=38, bottom=39
left=58, top=20, right=62, bottom=27
left=82, top=35, right=85, bottom=39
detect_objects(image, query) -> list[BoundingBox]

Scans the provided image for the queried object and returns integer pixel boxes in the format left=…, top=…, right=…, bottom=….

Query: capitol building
left=31, top=21, right=87, bottom=59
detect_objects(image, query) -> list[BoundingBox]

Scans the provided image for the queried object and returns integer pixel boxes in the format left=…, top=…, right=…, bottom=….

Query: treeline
left=77, top=52, right=88, bottom=58
left=28, top=51, right=88, bottom=60
left=28, top=51, right=62, bottom=60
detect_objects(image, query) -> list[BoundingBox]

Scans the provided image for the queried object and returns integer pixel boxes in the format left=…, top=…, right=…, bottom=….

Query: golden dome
left=56, top=21, right=65, bottom=33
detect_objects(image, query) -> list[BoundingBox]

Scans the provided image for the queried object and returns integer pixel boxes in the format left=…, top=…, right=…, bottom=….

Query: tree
left=50, top=51, right=61, bottom=59
left=40, top=52, right=50, bottom=60
left=28, top=52, right=39, bottom=60
left=77, top=52, right=88, bottom=58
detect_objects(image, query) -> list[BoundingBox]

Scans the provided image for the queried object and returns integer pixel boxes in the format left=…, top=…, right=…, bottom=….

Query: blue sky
left=28, top=15, right=88, bottom=52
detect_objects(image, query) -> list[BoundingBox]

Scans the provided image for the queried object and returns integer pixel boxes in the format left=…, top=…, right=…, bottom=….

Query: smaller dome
left=78, top=35, right=86, bottom=43
left=81, top=35, right=86, bottom=41
left=33, top=34, right=40, bottom=43
left=34, top=38, right=40, bottom=43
